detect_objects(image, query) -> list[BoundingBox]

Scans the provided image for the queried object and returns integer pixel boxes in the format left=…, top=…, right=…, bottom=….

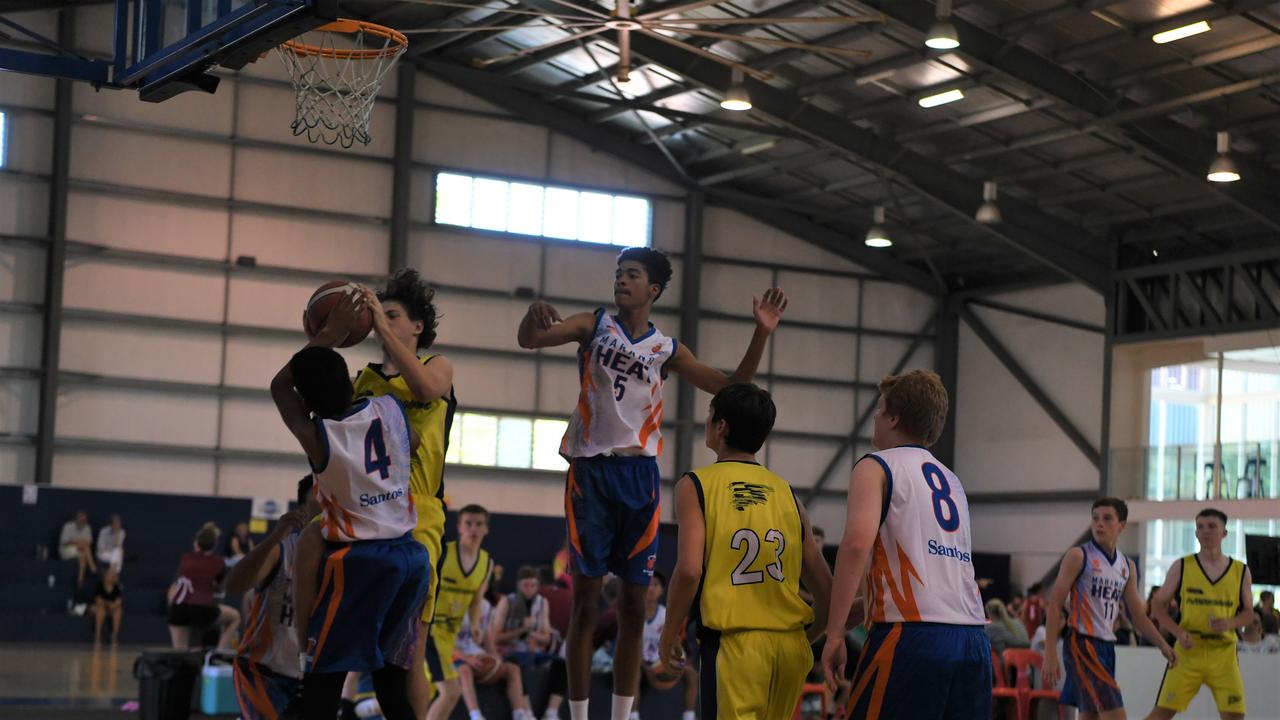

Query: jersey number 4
left=922, top=463, right=960, bottom=532
left=364, top=420, right=391, bottom=479
left=730, top=528, right=785, bottom=585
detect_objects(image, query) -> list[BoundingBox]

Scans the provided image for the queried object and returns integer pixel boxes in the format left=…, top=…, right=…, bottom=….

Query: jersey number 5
left=922, top=462, right=959, bottom=532
left=730, top=528, right=785, bottom=585
left=364, top=419, right=391, bottom=479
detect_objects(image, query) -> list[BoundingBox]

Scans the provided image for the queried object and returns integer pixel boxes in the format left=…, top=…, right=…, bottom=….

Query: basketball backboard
left=0, top=0, right=336, bottom=101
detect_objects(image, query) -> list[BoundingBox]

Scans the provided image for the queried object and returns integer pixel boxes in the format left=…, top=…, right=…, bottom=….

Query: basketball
left=472, top=653, right=503, bottom=684
left=305, top=280, right=373, bottom=348
left=648, top=661, right=682, bottom=690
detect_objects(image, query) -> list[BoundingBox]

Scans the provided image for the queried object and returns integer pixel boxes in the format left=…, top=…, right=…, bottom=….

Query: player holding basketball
left=270, top=339, right=429, bottom=720
left=1040, top=498, right=1177, bottom=720
left=821, top=370, right=990, bottom=719
left=1142, top=508, right=1253, bottom=720
left=516, top=247, right=788, bottom=720
left=658, top=383, right=832, bottom=719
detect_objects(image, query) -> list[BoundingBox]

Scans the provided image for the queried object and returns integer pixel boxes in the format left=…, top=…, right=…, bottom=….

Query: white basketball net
left=275, top=22, right=406, bottom=148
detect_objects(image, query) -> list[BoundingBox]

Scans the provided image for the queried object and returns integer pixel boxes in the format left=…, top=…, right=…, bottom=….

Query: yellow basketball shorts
left=411, top=494, right=445, bottom=624
left=699, top=628, right=811, bottom=720
left=424, top=626, right=460, bottom=683
left=1155, top=641, right=1245, bottom=714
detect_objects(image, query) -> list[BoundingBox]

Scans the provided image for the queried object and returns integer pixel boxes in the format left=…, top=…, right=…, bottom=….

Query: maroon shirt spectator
left=173, top=550, right=226, bottom=607
left=539, top=566, right=573, bottom=639
left=1021, top=582, right=1046, bottom=637
left=167, top=522, right=240, bottom=650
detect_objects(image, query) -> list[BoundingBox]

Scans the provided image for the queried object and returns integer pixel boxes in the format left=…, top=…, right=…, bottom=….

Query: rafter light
left=865, top=206, right=891, bottom=248
left=919, top=88, right=964, bottom=108
left=925, top=0, right=959, bottom=49
left=1152, top=20, right=1210, bottom=44
left=721, top=69, right=751, bottom=111
left=1206, top=131, right=1240, bottom=183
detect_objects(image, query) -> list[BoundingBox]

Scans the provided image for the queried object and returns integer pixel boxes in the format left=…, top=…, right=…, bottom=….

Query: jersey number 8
left=730, top=528, right=785, bottom=585
left=922, top=462, right=959, bottom=532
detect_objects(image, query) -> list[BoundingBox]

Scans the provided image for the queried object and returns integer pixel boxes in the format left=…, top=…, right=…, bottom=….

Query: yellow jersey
left=1176, top=554, right=1246, bottom=645
left=689, top=460, right=813, bottom=633
left=433, top=541, right=492, bottom=638
left=352, top=355, right=455, bottom=552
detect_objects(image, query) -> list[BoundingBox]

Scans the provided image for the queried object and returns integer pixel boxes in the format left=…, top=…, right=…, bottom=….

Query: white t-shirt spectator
left=97, top=526, right=125, bottom=571
left=59, top=521, right=92, bottom=560
left=1237, top=635, right=1280, bottom=654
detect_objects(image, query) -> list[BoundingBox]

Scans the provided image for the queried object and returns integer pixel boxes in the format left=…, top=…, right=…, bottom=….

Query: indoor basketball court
left=0, top=0, right=1278, bottom=719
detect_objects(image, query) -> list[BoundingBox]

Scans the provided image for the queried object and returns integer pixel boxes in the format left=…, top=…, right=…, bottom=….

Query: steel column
left=932, top=299, right=959, bottom=468
left=674, top=191, right=704, bottom=476
left=389, top=62, right=415, bottom=272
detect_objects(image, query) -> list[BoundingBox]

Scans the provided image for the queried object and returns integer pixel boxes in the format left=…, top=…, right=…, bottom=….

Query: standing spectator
left=167, top=522, right=239, bottom=650
left=984, top=599, right=1030, bottom=657
left=96, top=514, right=125, bottom=574
left=1021, top=581, right=1045, bottom=637
left=93, top=566, right=123, bottom=645
left=1256, top=590, right=1279, bottom=635
left=1237, top=613, right=1280, bottom=654
left=224, top=522, right=255, bottom=567
left=1008, top=592, right=1025, bottom=618
left=59, top=510, right=97, bottom=587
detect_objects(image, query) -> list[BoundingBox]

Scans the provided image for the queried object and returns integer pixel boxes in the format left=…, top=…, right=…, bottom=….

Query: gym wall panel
left=771, top=325, right=857, bottom=382
left=694, top=318, right=773, bottom=375
left=219, top=398, right=298, bottom=452
left=59, top=322, right=223, bottom=385
left=416, top=76, right=510, bottom=116
left=434, top=294, right=532, bottom=351
left=770, top=382, right=854, bottom=434
left=546, top=134, right=683, bottom=197
left=0, top=313, right=42, bottom=367
left=0, top=244, right=47, bottom=303
left=230, top=213, right=389, bottom=276
left=445, top=468, right=566, bottom=517
left=70, top=125, right=231, bottom=197
left=3, top=113, right=53, bottom=174
left=656, top=444, right=676, bottom=480
left=0, top=446, right=36, bottom=485
left=698, top=262, right=773, bottom=315
left=0, top=70, right=55, bottom=109
left=768, top=436, right=842, bottom=489
left=806, top=496, right=850, bottom=540
left=70, top=4, right=114, bottom=55
left=450, top=353, right=538, bottom=413
left=776, top=270, right=860, bottom=326
left=650, top=200, right=684, bottom=253
left=536, top=361, right=583, bottom=417
left=217, top=461, right=310, bottom=503
left=221, top=334, right=380, bottom=390
left=857, top=336, right=918, bottom=381
left=233, top=147, right=391, bottom=217
left=0, top=177, right=51, bottom=235
left=987, top=283, right=1104, bottom=328
left=702, top=206, right=863, bottom=271
left=66, top=193, right=230, bottom=259
left=53, top=452, right=216, bottom=495
left=234, top=80, right=398, bottom=158
left=227, top=274, right=313, bottom=329
left=62, top=262, right=227, bottom=322
left=73, top=82, right=234, bottom=136
left=409, top=169, right=435, bottom=224
left=969, top=501, right=1093, bottom=588
left=0, top=378, right=39, bottom=434
left=541, top=243, right=680, bottom=303
left=55, top=388, right=220, bottom=447
left=409, top=228, right=543, bottom=294
left=860, top=282, right=935, bottom=331
left=415, top=111, right=549, bottom=178
left=954, top=324, right=1098, bottom=494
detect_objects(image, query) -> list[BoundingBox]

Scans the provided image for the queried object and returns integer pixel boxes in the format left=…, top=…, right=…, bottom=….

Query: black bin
left=133, top=649, right=201, bottom=720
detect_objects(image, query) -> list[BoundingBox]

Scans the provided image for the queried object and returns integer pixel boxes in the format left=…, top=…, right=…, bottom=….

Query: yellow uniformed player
left=658, top=383, right=833, bottom=720
left=1146, top=508, right=1255, bottom=720
left=351, top=270, right=457, bottom=717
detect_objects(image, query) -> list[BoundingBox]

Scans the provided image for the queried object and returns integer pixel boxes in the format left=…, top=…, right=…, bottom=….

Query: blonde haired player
left=822, top=370, right=990, bottom=720
left=1144, top=508, right=1254, bottom=720
left=659, top=383, right=832, bottom=719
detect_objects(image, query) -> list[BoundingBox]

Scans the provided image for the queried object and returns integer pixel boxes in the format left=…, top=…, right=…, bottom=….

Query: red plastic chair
left=991, top=650, right=1020, bottom=720
left=1003, top=648, right=1061, bottom=720
left=792, top=682, right=829, bottom=719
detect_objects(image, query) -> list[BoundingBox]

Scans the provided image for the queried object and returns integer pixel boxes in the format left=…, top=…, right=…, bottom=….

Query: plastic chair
left=1003, top=648, right=1061, bottom=720
left=991, top=650, right=1020, bottom=720
left=792, top=682, right=829, bottom=720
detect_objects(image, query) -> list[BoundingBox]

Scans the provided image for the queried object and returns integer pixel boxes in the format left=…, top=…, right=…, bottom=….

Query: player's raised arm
left=668, top=288, right=788, bottom=394
left=224, top=510, right=305, bottom=596
left=1123, top=557, right=1177, bottom=667
left=658, top=474, right=705, bottom=672
left=269, top=360, right=326, bottom=471
left=798, top=501, right=834, bottom=644
left=1041, top=546, right=1085, bottom=689
left=359, top=285, right=452, bottom=403
left=516, top=300, right=596, bottom=349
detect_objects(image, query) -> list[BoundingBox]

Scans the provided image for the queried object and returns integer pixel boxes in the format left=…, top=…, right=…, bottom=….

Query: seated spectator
left=1008, top=592, right=1025, bottom=618
left=167, top=522, right=239, bottom=650
left=984, top=598, right=1030, bottom=657
left=538, top=565, right=572, bottom=642
left=96, top=514, right=125, bottom=574
left=454, top=597, right=537, bottom=720
left=1238, top=613, right=1280, bottom=654
left=636, top=572, right=696, bottom=720
left=59, top=510, right=97, bottom=587
left=1256, top=590, right=1278, bottom=636
left=224, top=522, right=255, bottom=566
left=93, top=566, right=123, bottom=645
left=493, top=566, right=554, bottom=661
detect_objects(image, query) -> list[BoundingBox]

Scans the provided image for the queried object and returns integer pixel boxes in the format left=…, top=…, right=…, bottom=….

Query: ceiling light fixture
left=1152, top=20, right=1211, bottom=44
left=975, top=180, right=1001, bottom=224
left=1206, top=131, right=1241, bottom=183
left=740, top=139, right=777, bottom=155
left=926, top=0, right=960, bottom=49
left=865, top=206, right=892, bottom=248
left=721, top=69, right=752, bottom=111
left=919, top=88, right=965, bottom=108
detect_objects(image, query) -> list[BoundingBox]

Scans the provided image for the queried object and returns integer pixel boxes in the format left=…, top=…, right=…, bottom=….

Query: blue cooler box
left=200, top=652, right=238, bottom=714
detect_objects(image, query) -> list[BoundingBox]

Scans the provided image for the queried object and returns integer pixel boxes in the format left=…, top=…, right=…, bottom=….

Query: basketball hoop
left=275, top=20, right=408, bottom=148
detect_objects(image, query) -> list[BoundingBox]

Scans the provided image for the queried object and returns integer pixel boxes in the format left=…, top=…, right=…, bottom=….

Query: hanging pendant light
left=926, top=0, right=960, bottom=49
left=1206, top=131, right=1240, bottom=183
left=720, top=68, right=751, bottom=111
left=975, top=181, right=1001, bottom=224
left=865, top=206, right=892, bottom=247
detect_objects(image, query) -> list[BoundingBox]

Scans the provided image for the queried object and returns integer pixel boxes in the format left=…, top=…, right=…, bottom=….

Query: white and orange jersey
left=313, top=395, right=417, bottom=542
left=862, top=446, right=986, bottom=626
left=238, top=533, right=300, bottom=679
left=1068, top=540, right=1129, bottom=641
left=560, top=309, right=677, bottom=459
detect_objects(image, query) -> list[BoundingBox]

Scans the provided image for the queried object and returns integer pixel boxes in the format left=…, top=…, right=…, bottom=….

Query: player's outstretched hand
left=528, top=300, right=563, bottom=331
left=820, top=635, right=847, bottom=694
left=1041, top=653, right=1061, bottom=690
left=357, top=285, right=389, bottom=335
left=752, top=287, right=789, bottom=333
left=275, top=510, right=309, bottom=536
